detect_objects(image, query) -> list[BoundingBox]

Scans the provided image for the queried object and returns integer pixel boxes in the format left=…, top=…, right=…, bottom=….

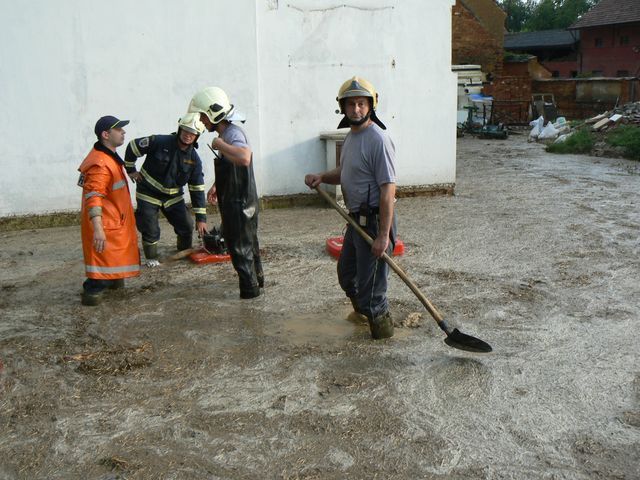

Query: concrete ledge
left=0, top=211, right=80, bottom=232
left=396, top=183, right=455, bottom=197
left=0, top=185, right=455, bottom=231
left=259, top=193, right=325, bottom=210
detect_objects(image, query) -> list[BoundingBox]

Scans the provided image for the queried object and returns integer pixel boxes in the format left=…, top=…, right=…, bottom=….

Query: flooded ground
left=1, top=135, right=639, bottom=479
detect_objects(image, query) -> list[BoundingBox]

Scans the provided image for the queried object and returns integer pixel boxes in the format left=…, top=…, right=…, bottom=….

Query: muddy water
left=1, top=135, right=639, bottom=479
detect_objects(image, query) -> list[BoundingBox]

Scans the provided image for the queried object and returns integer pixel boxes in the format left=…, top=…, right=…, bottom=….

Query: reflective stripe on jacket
left=79, top=143, right=140, bottom=280
left=124, top=134, right=207, bottom=222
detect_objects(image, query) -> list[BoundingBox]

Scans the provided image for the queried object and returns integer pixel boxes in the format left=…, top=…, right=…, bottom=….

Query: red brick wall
left=491, top=76, right=532, bottom=100
left=460, top=0, right=506, bottom=42
left=579, top=23, right=640, bottom=77
left=501, top=61, right=529, bottom=77
left=487, top=75, right=532, bottom=124
left=532, top=78, right=640, bottom=119
left=541, top=61, right=579, bottom=78
left=452, top=0, right=504, bottom=78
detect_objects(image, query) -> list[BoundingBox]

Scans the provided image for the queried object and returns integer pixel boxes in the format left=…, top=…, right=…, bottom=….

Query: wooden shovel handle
left=315, top=187, right=447, bottom=326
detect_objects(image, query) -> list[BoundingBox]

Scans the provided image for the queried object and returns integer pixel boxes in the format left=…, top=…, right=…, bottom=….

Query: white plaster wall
left=0, top=0, right=456, bottom=217
left=256, top=0, right=458, bottom=195
left=0, top=0, right=259, bottom=217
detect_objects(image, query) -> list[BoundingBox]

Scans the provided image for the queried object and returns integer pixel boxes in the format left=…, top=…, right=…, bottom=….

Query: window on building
left=571, top=71, right=578, bottom=78
left=620, top=36, right=629, bottom=45
left=552, top=71, right=560, bottom=78
left=617, top=70, right=629, bottom=77
left=595, top=38, right=603, bottom=47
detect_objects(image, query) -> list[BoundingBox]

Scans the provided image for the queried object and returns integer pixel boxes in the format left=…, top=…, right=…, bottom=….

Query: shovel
left=315, top=187, right=492, bottom=353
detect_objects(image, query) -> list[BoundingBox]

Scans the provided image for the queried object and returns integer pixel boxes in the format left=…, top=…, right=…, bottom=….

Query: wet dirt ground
left=1, top=135, right=639, bottom=479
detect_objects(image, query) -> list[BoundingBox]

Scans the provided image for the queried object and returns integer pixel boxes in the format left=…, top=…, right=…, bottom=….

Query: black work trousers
left=135, top=198, right=193, bottom=246
left=220, top=202, right=263, bottom=296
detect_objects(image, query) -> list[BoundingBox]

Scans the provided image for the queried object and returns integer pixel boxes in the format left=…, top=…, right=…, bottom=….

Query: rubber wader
left=143, top=243, right=158, bottom=260
left=177, top=235, right=192, bottom=251
left=368, top=311, right=394, bottom=340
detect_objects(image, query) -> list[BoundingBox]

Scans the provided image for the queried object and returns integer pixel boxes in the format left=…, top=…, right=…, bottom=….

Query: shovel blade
left=444, top=328, right=492, bottom=353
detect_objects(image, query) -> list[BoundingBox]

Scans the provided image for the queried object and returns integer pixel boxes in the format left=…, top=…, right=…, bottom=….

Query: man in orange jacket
left=78, top=115, right=141, bottom=306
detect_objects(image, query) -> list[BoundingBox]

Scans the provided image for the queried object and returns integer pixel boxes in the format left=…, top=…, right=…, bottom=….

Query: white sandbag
left=538, top=122, right=559, bottom=140
left=529, top=116, right=544, bottom=139
left=554, top=131, right=575, bottom=143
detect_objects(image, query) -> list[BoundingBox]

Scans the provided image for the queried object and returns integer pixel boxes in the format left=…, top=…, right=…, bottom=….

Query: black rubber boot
left=368, top=311, right=394, bottom=339
left=177, top=235, right=192, bottom=251
left=109, top=279, right=125, bottom=290
left=240, top=287, right=261, bottom=299
left=81, top=290, right=103, bottom=306
left=143, top=243, right=158, bottom=260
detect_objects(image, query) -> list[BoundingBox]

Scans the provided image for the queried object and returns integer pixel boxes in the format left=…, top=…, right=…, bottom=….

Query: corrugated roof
left=570, top=0, right=640, bottom=29
left=504, top=29, right=579, bottom=50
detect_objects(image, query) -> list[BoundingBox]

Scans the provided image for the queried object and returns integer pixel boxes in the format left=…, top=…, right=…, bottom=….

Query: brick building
left=452, top=0, right=506, bottom=80
left=504, top=29, right=580, bottom=78
left=569, top=0, right=640, bottom=77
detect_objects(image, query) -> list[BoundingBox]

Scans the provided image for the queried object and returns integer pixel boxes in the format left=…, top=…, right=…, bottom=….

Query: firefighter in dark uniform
left=188, top=86, right=263, bottom=299
left=124, top=113, right=208, bottom=265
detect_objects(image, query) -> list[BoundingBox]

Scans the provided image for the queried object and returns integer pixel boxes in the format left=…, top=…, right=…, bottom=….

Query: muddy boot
left=143, top=243, right=158, bottom=260
left=177, top=235, right=192, bottom=252
left=347, top=297, right=368, bottom=324
left=81, top=290, right=103, bottom=306
left=108, top=279, right=125, bottom=290
left=240, top=286, right=261, bottom=299
left=368, top=311, right=394, bottom=340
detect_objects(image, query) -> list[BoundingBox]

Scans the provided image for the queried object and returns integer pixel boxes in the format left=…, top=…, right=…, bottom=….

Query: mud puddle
left=1, top=135, right=638, bottom=479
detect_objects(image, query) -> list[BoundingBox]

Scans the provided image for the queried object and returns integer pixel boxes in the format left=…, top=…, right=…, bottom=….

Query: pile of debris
left=587, top=101, right=640, bottom=132
left=613, top=101, right=640, bottom=123
left=529, top=101, right=640, bottom=143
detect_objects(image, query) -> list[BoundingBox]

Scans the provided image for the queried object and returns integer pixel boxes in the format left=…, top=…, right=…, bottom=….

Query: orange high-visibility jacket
left=79, top=143, right=140, bottom=280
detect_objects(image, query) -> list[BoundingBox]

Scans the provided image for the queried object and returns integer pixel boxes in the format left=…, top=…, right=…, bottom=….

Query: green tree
left=555, top=0, right=596, bottom=28
left=524, top=0, right=558, bottom=31
left=523, top=0, right=596, bottom=31
left=499, top=0, right=535, bottom=32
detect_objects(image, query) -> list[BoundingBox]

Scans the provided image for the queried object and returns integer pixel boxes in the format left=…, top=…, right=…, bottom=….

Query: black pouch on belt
left=358, top=202, right=370, bottom=227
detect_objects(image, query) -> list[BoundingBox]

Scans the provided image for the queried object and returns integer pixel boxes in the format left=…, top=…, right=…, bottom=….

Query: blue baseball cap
left=94, top=115, right=129, bottom=137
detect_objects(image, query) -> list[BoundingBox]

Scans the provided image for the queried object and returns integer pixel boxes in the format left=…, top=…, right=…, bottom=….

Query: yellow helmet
left=188, top=87, right=234, bottom=124
left=178, top=112, right=206, bottom=135
left=336, top=76, right=386, bottom=130
left=337, top=76, right=378, bottom=112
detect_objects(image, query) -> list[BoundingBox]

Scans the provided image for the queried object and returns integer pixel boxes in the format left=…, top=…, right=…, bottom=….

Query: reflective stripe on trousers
left=85, top=264, right=140, bottom=274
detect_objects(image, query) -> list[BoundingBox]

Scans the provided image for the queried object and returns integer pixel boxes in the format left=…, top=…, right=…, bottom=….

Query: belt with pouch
left=348, top=206, right=379, bottom=227
left=348, top=206, right=379, bottom=219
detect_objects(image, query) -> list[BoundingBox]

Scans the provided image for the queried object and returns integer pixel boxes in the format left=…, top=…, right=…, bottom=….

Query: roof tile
left=570, top=0, right=640, bottom=29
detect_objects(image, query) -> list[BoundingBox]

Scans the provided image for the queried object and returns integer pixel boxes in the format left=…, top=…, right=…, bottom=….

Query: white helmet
left=178, top=112, right=206, bottom=135
left=188, top=87, right=234, bottom=124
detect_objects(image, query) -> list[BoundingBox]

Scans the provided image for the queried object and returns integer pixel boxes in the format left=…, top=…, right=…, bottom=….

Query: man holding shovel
left=305, top=77, right=397, bottom=339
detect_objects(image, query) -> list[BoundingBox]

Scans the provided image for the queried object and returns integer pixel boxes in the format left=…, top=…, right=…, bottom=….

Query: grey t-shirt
left=340, top=123, right=396, bottom=212
left=221, top=123, right=250, bottom=148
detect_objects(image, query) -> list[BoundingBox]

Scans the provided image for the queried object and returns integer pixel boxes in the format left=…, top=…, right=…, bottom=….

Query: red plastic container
left=189, top=248, right=232, bottom=264
left=325, top=236, right=405, bottom=259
